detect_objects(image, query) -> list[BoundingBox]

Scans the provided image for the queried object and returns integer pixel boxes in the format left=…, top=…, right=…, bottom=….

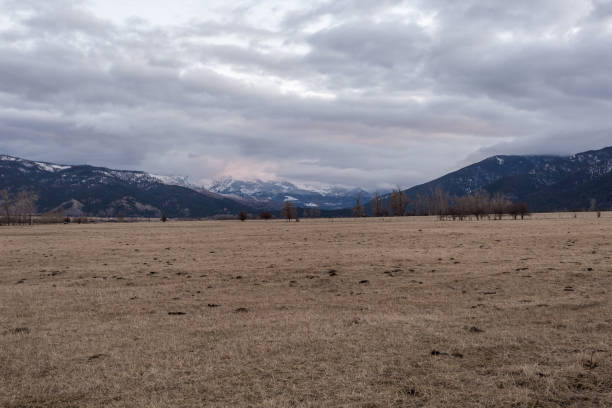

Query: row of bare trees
left=354, top=188, right=409, bottom=217
left=0, top=190, right=39, bottom=225
left=413, top=189, right=530, bottom=220
left=237, top=201, right=318, bottom=222
left=366, top=188, right=409, bottom=217
left=357, top=187, right=530, bottom=220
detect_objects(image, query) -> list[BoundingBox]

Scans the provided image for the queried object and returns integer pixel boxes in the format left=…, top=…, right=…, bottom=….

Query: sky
left=1, top=0, right=611, bottom=190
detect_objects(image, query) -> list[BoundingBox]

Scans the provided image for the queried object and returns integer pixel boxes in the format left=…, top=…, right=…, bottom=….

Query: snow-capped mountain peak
left=0, top=154, right=251, bottom=218
left=0, top=155, right=203, bottom=190
left=207, top=176, right=372, bottom=210
left=0, top=155, right=72, bottom=173
left=149, top=174, right=194, bottom=188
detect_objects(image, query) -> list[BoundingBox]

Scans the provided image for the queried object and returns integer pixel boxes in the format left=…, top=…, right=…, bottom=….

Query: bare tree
left=370, top=192, right=384, bottom=217
left=516, top=202, right=530, bottom=220
left=431, top=187, right=450, bottom=219
left=0, top=189, right=12, bottom=225
left=509, top=203, right=520, bottom=220
left=281, top=200, right=297, bottom=221
left=468, top=191, right=490, bottom=220
left=455, top=195, right=473, bottom=220
left=490, top=193, right=510, bottom=220
left=259, top=211, right=273, bottom=220
left=509, top=202, right=530, bottom=220
left=447, top=197, right=460, bottom=220
left=0, top=190, right=38, bottom=225
left=411, top=193, right=426, bottom=216
left=390, top=187, right=407, bottom=216
left=22, top=191, right=38, bottom=225
left=352, top=194, right=364, bottom=217
left=309, top=204, right=321, bottom=218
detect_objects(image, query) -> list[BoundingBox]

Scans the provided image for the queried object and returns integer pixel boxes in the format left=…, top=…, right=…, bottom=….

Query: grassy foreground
left=1, top=214, right=611, bottom=407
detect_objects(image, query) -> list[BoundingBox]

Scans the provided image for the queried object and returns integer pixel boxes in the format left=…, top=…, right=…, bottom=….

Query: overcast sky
left=1, top=0, right=611, bottom=189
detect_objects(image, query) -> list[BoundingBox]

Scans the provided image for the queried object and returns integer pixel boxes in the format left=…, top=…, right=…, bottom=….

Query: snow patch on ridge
left=0, top=155, right=71, bottom=172
left=34, top=162, right=72, bottom=172
left=149, top=174, right=193, bottom=187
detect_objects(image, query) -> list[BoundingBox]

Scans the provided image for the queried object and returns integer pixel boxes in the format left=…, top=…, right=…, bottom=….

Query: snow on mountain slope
left=401, top=146, right=612, bottom=211
left=1, top=155, right=72, bottom=173
left=0, top=155, right=200, bottom=189
left=149, top=174, right=195, bottom=188
left=207, top=176, right=372, bottom=210
left=0, top=155, right=252, bottom=217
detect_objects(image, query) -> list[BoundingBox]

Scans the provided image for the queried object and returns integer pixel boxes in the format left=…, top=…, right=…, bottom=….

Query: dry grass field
left=1, top=214, right=611, bottom=407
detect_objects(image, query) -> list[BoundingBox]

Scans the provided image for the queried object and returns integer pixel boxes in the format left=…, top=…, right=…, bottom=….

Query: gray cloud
left=1, top=0, right=611, bottom=189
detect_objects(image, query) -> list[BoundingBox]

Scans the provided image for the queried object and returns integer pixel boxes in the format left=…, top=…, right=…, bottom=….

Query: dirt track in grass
left=1, top=214, right=611, bottom=407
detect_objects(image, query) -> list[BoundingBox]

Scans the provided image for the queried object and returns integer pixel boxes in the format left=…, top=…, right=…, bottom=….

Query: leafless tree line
left=365, top=188, right=408, bottom=217
left=412, top=189, right=530, bottom=220
left=0, top=190, right=39, bottom=225
left=360, top=187, right=530, bottom=220
left=0, top=189, right=79, bottom=225
left=304, top=206, right=321, bottom=218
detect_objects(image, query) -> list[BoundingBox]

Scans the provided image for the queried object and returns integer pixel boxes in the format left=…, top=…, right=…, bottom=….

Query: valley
left=2, top=215, right=611, bottom=407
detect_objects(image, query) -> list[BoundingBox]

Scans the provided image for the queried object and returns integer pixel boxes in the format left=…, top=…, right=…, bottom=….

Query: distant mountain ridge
left=208, top=176, right=372, bottom=210
left=0, top=155, right=253, bottom=218
left=2, top=146, right=610, bottom=218
left=401, top=146, right=612, bottom=211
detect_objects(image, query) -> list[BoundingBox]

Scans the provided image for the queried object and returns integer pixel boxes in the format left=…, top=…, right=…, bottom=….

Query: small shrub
left=238, top=211, right=248, bottom=221
left=161, top=215, right=167, bottom=222
left=259, top=211, right=273, bottom=220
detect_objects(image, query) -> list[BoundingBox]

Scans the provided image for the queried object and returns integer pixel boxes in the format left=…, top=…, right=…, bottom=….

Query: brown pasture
left=1, top=214, right=611, bottom=407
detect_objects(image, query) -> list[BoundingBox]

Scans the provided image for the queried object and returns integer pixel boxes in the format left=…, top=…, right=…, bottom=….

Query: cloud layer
left=1, top=0, right=611, bottom=189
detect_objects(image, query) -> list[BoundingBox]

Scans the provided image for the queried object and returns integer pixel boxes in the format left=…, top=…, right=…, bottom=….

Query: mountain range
left=1, top=145, right=611, bottom=217
left=0, top=155, right=251, bottom=218
left=401, top=146, right=612, bottom=212
left=0, top=156, right=367, bottom=217
left=207, top=177, right=370, bottom=210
